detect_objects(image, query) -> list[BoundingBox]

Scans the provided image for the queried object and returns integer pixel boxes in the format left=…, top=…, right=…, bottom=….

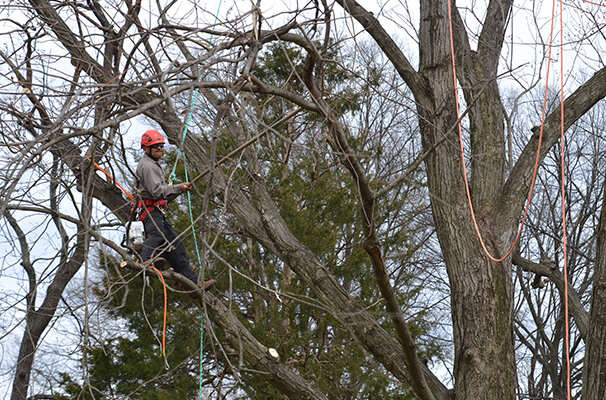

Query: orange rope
left=448, top=0, right=555, bottom=262
left=146, top=264, right=168, bottom=357
left=557, top=1, right=571, bottom=397
left=582, top=0, right=606, bottom=6
left=447, top=1, right=572, bottom=397
left=446, top=0, right=547, bottom=263
left=87, top=157, right=133, bottom=200
left=564, top=1, right=605, bottom=396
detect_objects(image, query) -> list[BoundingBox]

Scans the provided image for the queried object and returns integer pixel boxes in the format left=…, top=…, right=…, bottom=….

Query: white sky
left=0, top=0, right=605, bottom=397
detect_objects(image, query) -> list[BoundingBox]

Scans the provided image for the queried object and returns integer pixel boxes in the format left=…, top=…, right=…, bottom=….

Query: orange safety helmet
left=141, top=129, right=165, bottom=148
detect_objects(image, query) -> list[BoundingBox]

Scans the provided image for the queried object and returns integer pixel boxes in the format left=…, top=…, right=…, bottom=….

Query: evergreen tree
left=57, top=43, right=441, bottom=399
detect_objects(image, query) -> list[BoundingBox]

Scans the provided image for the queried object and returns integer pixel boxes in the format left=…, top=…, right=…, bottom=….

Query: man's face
left=145, top=143, right=165, bottom=160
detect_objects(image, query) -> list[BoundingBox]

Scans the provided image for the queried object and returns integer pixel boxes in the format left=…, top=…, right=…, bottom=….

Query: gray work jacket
left=136, top=154, right=182, bottom=202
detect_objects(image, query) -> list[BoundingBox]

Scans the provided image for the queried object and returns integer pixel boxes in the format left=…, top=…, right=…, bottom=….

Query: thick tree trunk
left=417, top=1, right=516, bottom=398
left=434, top=215, right=516, bottom=399
left=419, top=109, right=517, bottom=398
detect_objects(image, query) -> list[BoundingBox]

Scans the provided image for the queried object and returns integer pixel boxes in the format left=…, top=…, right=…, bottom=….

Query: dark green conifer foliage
left=58, top=43, right=441, bottom=399
left=59, top=254, right=203, bottom=399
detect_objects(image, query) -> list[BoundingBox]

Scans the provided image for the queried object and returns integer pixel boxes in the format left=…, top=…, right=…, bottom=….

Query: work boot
left=189, top=279, right=216, bottom=299
left=198, top=279, right=216, bottom=290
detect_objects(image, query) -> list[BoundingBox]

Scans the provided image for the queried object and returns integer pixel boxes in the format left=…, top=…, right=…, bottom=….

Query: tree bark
left=416, top=1, right=517, bottom=397
left=11, top=233, right=87, bottom=400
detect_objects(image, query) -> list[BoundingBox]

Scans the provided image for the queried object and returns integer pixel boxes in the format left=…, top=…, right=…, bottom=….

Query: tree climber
left=135, top=129, right=215, bottom=292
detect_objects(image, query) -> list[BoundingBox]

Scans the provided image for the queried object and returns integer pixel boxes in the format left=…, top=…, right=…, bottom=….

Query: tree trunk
left=416, top=0, right=517, bottom=398
left=434, top=217, right=516, bottom=399
left=11, top=234, right=87, bottom=400
left=418, top=102, right=517, bottom=398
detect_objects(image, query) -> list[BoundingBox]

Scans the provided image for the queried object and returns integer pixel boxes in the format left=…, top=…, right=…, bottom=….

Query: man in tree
left=136, top=129, right=215, bottom=292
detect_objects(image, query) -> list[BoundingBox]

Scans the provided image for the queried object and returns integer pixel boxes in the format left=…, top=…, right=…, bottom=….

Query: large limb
left=115, top=258, right=330, bottom=400
left=301, top=46, right=438, bottom=400
left=450, top=0, right=513, bottom=210
left=499, top=67, right=606, bottom=232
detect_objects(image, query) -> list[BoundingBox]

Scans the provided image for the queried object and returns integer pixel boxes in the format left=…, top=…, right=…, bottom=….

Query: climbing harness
left=131, top=199, right=168, bottom=221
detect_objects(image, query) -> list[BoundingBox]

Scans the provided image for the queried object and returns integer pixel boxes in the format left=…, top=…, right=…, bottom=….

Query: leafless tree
left=512, top=98, right=606, bottom=399
left=1, top=0, right=606, bottom=399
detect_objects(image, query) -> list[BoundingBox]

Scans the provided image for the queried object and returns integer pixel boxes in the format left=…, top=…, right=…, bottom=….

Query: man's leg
left=163, top=222, right=199, bottom=284
left=163, top=222, right=216, bottom=291
left=140, top=209, right=167, bottom=262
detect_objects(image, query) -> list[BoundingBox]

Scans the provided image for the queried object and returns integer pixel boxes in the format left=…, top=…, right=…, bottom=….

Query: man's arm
left=166, top=182, right=192, bottom=202
left=138, top=158, right=183, bottom=200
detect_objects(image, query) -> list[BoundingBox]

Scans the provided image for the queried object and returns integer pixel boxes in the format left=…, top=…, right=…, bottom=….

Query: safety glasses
left=150, top=143, right=164, bottom=149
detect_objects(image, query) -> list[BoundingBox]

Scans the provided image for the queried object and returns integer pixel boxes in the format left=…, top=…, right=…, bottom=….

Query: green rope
left=182, top=158, right=204, bottom=270
left=164, top=2, right=223, bottom=397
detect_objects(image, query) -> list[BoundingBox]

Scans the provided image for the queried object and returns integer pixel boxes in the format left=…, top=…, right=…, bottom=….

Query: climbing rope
left=168, top=76, right=204, bottom=185
left=147, top=264, right=168, bottom=359
left=446, top=0, right=583, bottom=397
left=87, top=156, right=133, bottom=200
left=446, top=0, right=546, bottom=263
left=164, top=2, right=224, bottom=397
